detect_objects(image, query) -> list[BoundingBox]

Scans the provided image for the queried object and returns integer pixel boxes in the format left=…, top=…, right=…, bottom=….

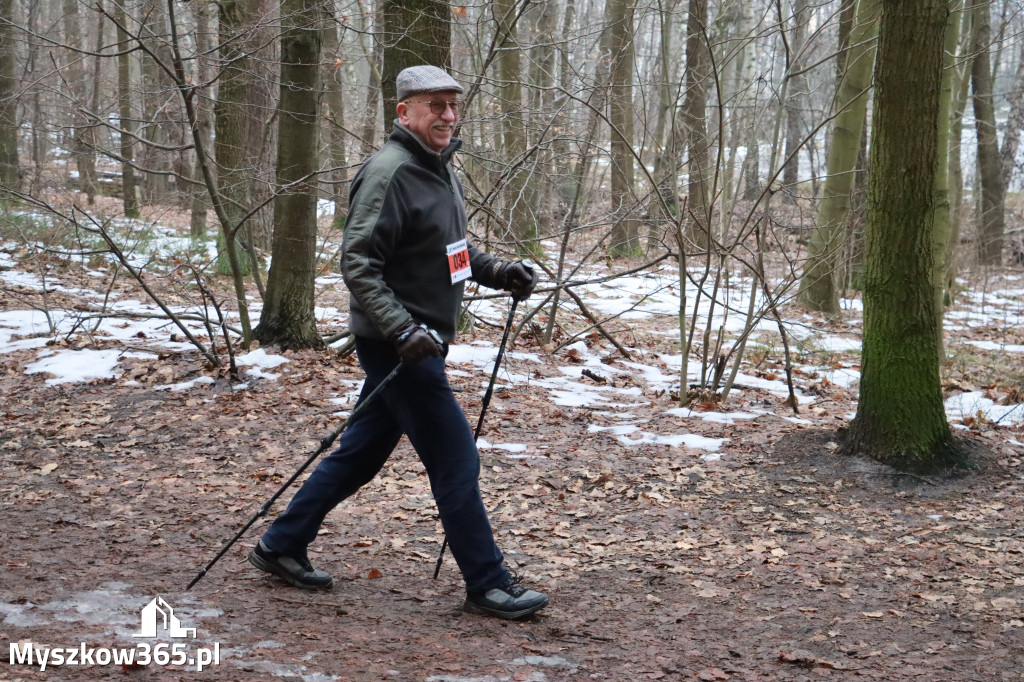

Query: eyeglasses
left=414, top=99, right=462, bottom=115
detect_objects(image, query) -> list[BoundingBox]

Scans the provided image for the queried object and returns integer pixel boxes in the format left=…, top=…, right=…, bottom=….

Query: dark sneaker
left=248, top=540, right=333, bottom=590
left=464, top=573, right=548, bottom=620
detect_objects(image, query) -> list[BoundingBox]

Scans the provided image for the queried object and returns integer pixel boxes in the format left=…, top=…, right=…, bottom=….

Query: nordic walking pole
left=186, top=362, right=404, bottom=590
left=433, top=299, right=519, bottom=579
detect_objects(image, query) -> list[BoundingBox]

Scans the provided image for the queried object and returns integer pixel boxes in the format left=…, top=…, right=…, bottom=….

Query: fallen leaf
left=39, top=463, right=58, bottom=475
left=368, top=568, right=383, bottom=579
left=779, top=650, right=817, bottom=668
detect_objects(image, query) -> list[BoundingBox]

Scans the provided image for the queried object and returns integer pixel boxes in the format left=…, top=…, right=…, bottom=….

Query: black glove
left=503, top=261, right=538, bottom=301
left=393, top=324, right=443, bottom=365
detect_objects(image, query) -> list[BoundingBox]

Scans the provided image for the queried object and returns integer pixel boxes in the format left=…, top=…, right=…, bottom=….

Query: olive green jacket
left=342, top=123, right=506, bottom=343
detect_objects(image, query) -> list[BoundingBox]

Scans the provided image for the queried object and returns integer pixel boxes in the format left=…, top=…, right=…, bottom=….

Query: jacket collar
left=389, top=121, right=462, bottom=165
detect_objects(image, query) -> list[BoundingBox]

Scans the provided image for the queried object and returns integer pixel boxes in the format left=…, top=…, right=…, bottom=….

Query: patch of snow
left=944, top=391, right=1024, bottom=425
left=588, top=423, right=727, bottom=451
left=964, top=340, right=1024, bottom=353
left=25, top=349, right=141, bottom=385
left=665, top=407, right=759, bottom=424
left=235, top=348, right=289, bottom=380
left=155, top=375, right=216, bottom=392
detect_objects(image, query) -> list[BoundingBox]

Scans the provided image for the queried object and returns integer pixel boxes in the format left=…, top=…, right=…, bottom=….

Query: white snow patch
left=944, top=391, right=1024, bottom=425
left=24, top=349, right=149, bottom=385
left=235, top=348, right=289, bottom=380
left=155, top=375, right=216, bottom=392
left=588, top=423, right=727, bottom=451
left=665, top=407, right=759, bottom=424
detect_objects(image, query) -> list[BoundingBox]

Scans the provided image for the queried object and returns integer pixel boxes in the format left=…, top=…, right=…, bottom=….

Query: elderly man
left=248, top=66, right=547, bottom=620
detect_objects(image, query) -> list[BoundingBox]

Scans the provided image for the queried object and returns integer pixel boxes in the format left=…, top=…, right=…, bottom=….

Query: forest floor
left=1, top=198, right=1023, bottom=681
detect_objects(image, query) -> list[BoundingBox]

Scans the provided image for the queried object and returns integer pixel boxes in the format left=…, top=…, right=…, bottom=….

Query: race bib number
left=446, top=239, right=471, bottom=284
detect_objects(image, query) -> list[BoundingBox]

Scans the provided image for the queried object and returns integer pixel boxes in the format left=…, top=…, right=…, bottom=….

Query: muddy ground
left=2, top=333, right=1022, bottom=681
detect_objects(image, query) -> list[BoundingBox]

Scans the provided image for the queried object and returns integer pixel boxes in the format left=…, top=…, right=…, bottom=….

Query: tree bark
left=947, top=7, right=975, bottom=297
left=970, top=0, right=1004, bottom=266
left=358, top=1, right=381, bottom=154
left=781, top=0, right=809, bottom=204
left=113, top=0, right=140, bottom=217
left=607, top=0, right=639, bottom=257
left=255, top=0, right=326, bottom=349
left=845, top=0, right=960, bottom=473
left=0, top=0, right=19, bottom=192
left=682, top=0, right=710, bottom=249
left=82, top=1, right=105, bottom=204
left=526, top=0, right=555, bottom=237
left=797, top=0, right=880, bottom=314
left=649, top=0, right=683, bottom=244
left=998, top=42, right=1024, bottom=197
left=931, top=0, right=962, bottom=347
left=214, top=0, right=276, bottom=269
left=493, top=0, right=537, bottom=253
left=61, top=0, right=95, bottom=202
left=322, top=5, right=348, bottom=229
left=139, top=0, right=177, bottom=204
left=190, top=0, right=214, bottom=241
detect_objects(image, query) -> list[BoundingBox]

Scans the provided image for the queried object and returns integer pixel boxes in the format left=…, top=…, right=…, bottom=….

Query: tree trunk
left=845, top=0, right=960, bottom=473
left=649, top=0, right=682, bottom=246
left=931, top=0, right=962, bottom=347
left=139, top=0, right=177, bottom=205
left=526, top=0, right=555, bottom=237
left=781, top=0, right=809, bottom=204
left=0, top=0, right=19, bottom=193
left=998, top=42, right=1024, bottom=196
left=970, top=0, right=1005, bottom=266
left=190, top=0, right=214, bottom=241
left=255, top=0, right=325, bottom=349
left=61, top=0, right=94, bottom=202
left=322, top=6, right=348, bottom=229
left=946, top=7, right=974, bottom=298
left=358, top=3, right=381, bottom=154
left=797, top=0, right=880, bottom=314
left=379, top=0, right=450, bottom=133
left=493, top=0, right=537, bottom=253
left=682, top=0, right=710, bottom=249
left=607, top=0, right=639, bottom=257
left=214, top=0, right=276, bottom=271
left=114, top=0, right=140, bottom=217
left=82, top=1, right=104, bottom=204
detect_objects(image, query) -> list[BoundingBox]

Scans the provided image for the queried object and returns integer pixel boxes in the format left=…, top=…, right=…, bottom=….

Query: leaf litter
left=1, top=224, right=1023, bottom=680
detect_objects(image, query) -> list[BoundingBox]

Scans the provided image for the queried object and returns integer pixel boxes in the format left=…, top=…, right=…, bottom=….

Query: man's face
left=397, top=90, right=460, bottom=153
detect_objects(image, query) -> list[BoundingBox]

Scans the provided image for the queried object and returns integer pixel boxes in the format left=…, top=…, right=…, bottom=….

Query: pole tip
left=185, top=569, right=206, bottom=591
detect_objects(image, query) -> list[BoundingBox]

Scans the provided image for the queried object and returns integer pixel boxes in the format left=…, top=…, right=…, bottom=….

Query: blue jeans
left=261, top=337, right=509, bottom=593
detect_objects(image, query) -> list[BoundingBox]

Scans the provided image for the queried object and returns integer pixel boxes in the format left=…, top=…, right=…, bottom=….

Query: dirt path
left=2, top=342, right=1023, bottom=681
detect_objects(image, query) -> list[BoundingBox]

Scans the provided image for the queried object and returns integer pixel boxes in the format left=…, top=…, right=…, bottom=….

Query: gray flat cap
left=396, top=65, right=464, bottom=101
